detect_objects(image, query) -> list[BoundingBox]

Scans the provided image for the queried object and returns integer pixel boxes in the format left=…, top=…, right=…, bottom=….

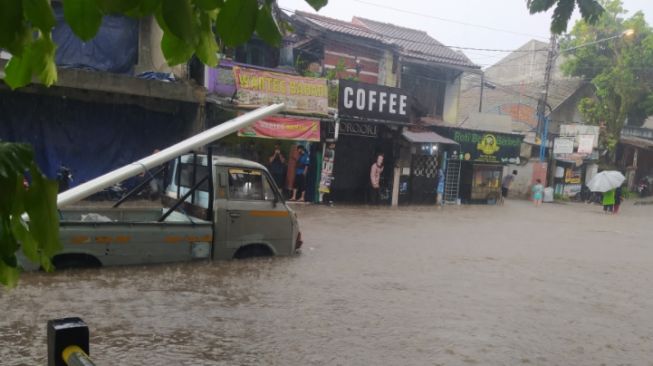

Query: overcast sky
left=278, top=0, right=652, bottom=68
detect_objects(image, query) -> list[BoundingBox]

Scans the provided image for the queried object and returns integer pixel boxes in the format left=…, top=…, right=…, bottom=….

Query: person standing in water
left=532, top=179, right=544, bottom=207
left=369, top=153, right=384, bottom=205
left=603, top=188, right=616, bottom=214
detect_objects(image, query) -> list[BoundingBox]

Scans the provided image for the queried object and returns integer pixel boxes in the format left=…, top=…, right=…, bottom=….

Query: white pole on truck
left=57, top=103, right=285, bottom=208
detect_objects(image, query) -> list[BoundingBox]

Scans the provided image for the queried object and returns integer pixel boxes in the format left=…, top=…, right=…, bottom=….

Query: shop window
left=471, top=165, right=502, bottom=200
left=228, top=168, right=275, bottom=201
left=232, top=40, right=279, bottom=68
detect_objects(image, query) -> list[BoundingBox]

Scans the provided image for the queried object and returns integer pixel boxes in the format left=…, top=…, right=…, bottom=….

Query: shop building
left=549, top=124, right=600, bottom=198
left=434, top=126, right=525, bottom=204
left=618, top=120, right=653, bottom=190
left=290, top=11, right=479, bottom=205
left=199, top=56, right=330, bottom=202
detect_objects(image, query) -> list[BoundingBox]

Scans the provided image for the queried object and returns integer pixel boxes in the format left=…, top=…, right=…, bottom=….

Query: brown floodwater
left=2, top=200, right=653, bottom=365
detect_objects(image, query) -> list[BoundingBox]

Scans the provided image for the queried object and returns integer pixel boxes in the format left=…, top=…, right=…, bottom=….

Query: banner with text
left=437, top=127, right=524, bottom=164
left=233, top=66, right=328, bottom=116
left=338, top=79, right=410, bottom=123
left=238, top=116, right=320, bottom=142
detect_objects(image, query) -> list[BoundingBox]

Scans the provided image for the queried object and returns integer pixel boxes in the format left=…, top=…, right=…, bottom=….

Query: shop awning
left=621, top=136, right=653, bottom=150
left=402, top=131, right=458, bottom=145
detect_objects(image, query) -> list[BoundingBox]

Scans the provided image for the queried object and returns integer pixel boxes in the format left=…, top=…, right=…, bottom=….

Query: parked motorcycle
left=638, top=176, right=652, bottom=198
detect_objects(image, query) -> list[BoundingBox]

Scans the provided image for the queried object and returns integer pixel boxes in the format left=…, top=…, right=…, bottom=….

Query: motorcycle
left=637, top=176, right=652, bottom=198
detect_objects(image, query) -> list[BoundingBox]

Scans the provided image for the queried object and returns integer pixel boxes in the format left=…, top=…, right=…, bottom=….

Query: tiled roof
left=294, top=11, right=383, bottom=41
left=353, top=17, right=477, bottom=69
left=294, top=11, right=478, bottom=70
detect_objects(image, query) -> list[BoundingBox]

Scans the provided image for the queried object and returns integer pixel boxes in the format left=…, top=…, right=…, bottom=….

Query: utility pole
left=478, top=73, right=485, bottom=113
left=538, top=33, right=557, bottom=162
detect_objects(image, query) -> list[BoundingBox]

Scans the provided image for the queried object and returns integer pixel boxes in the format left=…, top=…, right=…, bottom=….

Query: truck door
left=222, top=167, right=292, bottom=257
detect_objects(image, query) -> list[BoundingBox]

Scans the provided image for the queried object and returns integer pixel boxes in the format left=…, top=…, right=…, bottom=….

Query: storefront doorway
left=326, top=121, right=396, bottom=204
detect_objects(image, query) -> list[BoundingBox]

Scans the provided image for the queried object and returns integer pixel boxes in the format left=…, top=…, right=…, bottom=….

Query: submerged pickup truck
left=21, top=155, right=302, bottom=270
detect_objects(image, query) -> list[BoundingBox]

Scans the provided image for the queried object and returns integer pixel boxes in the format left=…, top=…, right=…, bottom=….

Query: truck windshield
left=228, top=168, right=276, bottom=201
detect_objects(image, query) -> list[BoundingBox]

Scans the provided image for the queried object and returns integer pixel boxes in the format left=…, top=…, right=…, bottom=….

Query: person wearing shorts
left=532, top=179, right=544, bottom=206
left=291, top=145, right=309, bottom=201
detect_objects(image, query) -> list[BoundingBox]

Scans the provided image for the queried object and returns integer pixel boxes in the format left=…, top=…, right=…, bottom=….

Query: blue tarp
left=0, top=92, right=194, bottom=188
left=52, top=3, right=138, bottom=74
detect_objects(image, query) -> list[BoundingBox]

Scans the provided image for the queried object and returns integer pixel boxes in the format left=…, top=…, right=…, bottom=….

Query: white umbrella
left=586, top=170, right=625, bottom=192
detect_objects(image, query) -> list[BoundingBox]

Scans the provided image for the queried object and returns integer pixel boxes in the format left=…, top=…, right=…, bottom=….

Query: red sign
left=239, top=116, right=320, bottom=142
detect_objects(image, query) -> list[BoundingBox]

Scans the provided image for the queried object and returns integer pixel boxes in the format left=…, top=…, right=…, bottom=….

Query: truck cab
left=165, top=154, right=302, bottom=259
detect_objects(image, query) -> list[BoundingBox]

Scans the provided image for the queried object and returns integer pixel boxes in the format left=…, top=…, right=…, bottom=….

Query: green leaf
left=3, top=23, right=33, bottom=57
left=526, top=0, right=556, bottom=14
left=23, top=0, right=56, bottom=32
left=0, top=259, right=19, bottom=288
left=193, top=0, right=222, bottom=11
left=196, top=12, right=219, bottom=66
left=216, top=0, right=257, bottom=47
left=161, top=0, right=198, bottom=45
left=96, top=0, right=140, bottom=14
left=0, top=0, right=24, bottom=52
left=161, top=31, right=195, bottom=66
left=4, top=53, right=34, bottom=90
left=0, top=143, right=33, bottom=179
left=63, top=0, right=103, bottom=41
left=256, top=3, right=282, bottom=46
left=0, top=217, right=19, bottom=268
left=576, top=0, right=604, bottom=25
left=30, top=32, right=58, bottom=87
left=125, top=0, right=160, bottom=18
left=304, top=0, right=328, bottom=11
left=551, top=0, right=575, bottom=34
left=24, top=164, right=61, bottom=271
left=11, top=214, right=38, bottom=264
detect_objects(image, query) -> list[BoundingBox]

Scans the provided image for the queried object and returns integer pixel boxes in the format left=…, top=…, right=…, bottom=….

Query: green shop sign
left=439, top=128, right=523, bottom=164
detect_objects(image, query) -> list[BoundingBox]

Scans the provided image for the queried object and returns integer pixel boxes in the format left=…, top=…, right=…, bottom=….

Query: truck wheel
left=234, top=244, right=273, bottom=259
left=52, top=254, right=102, bottom=270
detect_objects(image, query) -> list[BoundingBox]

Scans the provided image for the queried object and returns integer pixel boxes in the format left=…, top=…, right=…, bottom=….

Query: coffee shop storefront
left=322, top=80, right=410, bottom=204
left=435, top=127, right=524, bottom=204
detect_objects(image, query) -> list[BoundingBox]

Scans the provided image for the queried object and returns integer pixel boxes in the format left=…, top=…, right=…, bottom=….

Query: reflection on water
left=2, top=202, right=653, bottom=365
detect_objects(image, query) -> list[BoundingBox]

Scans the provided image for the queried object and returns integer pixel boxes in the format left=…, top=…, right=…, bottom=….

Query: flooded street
left=2, top=200, right=653, bottom=365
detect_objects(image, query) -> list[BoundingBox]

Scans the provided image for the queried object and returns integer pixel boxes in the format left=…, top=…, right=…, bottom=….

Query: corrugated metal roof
left=294, top=11, right=479, bottom=70
left=402, top=131, right=459, bottom=145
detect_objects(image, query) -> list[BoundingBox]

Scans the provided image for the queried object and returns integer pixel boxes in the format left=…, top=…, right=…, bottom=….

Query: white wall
left=443, top=74, right=461, bottom=123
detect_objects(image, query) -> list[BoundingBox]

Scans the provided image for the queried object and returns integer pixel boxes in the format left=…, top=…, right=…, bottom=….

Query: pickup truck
left=21, top=155, right=302, bottom=270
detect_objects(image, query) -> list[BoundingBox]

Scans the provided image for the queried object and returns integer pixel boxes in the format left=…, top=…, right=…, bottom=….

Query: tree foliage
left=527, top=0, right=605, bottom=34
left=0, top=0, right=328, bottom=90
left=0, top=143, right=61, bottom=288
left=560, top=0, right=653, bottom=157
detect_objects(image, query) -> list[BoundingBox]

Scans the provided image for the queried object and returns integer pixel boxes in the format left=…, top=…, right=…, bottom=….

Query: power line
left=282, top=8, right=551, bottom=54
left=351, top=0, right=550, bottom=41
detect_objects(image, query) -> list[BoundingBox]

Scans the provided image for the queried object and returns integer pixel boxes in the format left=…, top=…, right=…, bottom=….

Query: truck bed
left=40, top=207, right=215, bottom=269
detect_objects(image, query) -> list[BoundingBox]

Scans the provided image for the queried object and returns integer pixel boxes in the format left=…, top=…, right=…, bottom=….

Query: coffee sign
left=338, top=80, right=410, bottom=123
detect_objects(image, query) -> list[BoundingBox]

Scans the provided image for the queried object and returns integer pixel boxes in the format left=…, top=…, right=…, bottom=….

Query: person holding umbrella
left=587, top=170, right=626, bottom=214
left=614, top=185, right=623, bottom=214
left=602, top=188, right=615, bottom=214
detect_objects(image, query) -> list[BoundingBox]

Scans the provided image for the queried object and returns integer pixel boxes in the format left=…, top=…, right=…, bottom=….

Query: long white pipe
left=57, top=103, right=285, bottom=208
